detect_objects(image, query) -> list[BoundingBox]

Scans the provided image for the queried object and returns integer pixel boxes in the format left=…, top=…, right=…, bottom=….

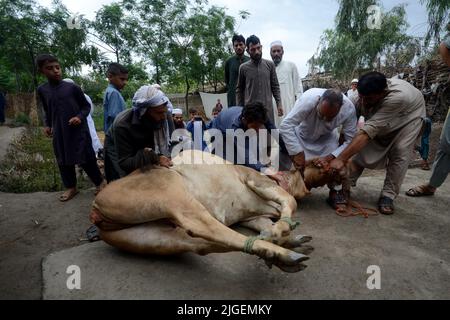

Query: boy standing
left=103, top=63, right=128, bottom=133
left=36, top=54, right=105, bottom=201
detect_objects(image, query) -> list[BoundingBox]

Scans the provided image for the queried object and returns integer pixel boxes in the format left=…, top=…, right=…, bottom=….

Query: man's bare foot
left=59, top=188, right=79, bottom=202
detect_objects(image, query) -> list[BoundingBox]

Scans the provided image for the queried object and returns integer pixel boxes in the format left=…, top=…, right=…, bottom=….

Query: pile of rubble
left=406, top=57, right=450, bottom=121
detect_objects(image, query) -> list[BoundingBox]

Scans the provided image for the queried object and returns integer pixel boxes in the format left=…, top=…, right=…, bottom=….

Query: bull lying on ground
left=90, top=150, right=332, bottom=273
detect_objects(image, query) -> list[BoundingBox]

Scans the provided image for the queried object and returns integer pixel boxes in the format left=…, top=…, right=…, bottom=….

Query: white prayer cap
left=172, top=108, right=183, bottom=115
left=351, top=79, right=359, bottom=84
left=152, top=83, right=162, bottom=90
left=270, top=40, right=283, bottom=48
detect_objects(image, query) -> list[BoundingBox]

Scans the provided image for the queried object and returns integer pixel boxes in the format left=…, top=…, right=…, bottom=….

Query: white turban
left=172, top=108, right=183, bottom=115
left=270, top=40, right=283, bottom=48
left=351, top=79, right=359, bottom=84
left=132, top=85, right=169, bottom=118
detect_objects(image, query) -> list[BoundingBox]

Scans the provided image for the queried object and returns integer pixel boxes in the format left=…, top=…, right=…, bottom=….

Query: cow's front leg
left=245, top=179, right=297, bottom=239
left=240, top=217, right=313, bottom=254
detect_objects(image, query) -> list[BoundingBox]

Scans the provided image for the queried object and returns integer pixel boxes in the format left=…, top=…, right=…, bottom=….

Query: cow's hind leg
left=100, top=221, right=231, bottom=256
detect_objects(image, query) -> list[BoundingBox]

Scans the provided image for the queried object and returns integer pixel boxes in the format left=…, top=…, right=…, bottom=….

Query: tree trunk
left=185, top=73, right=190, bottom=113
left=156, top=63, right=160, bottom=84
left=212, top=66, right=216, bottom=93
left=421, top=61, right=429, bottom=91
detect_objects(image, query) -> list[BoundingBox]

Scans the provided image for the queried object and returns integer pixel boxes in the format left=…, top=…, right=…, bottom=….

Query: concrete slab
left=42, top=170, right=450, bottom=300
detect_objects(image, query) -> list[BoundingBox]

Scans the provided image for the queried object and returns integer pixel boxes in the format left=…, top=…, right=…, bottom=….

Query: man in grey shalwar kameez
left=236, top=35, right=283, bottom=125
left=330, top=72, right=426, bottom=215
left=406, top=34, right=450, bottom=198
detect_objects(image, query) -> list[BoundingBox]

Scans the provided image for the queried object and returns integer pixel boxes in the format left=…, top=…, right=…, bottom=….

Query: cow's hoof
left=275, top=262, right=307, bottom=273
left=264, top=252, right=309, bottom=273
left=292, top=245, right=314, bottom=255
left=286, top=235, right=312, bottom=248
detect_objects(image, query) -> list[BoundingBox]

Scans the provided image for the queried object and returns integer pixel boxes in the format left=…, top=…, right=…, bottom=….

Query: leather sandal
left=406, top=185, right=435, bottom=197
left=378, top=196, right=394, bottom=215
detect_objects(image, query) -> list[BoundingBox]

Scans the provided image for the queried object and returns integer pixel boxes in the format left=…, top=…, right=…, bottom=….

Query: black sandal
left=378, top=196, right=394, bottom=215
left=86, top=225, right=101, bottom=242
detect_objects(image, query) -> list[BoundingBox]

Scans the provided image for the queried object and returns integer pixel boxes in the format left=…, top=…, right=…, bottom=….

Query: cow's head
left=303, top=161, right=347, bottom=191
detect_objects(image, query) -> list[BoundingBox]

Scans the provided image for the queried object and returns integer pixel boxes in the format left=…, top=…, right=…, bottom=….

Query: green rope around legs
left=280, top=217, right=301, bottom=231
left=243, top=235, right=265, bottom=254
left=243, top=218, right=300, bottom=253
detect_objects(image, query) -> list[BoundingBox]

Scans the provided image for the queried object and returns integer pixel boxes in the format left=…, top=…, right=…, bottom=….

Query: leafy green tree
left=91, top=3, right=134, bottom=63
left=420, top=0, right=450, bottom=47
left=0, top=0, right=97, bottom=91
left=310, top=1, right=416, bottom=81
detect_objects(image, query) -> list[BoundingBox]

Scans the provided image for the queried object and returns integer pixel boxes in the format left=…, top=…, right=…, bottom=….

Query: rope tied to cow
left=243, top=235, right=266, bottom=253
left=335, top=199, right=379, bottom=218
left=280, top=217, right=301, bottom=230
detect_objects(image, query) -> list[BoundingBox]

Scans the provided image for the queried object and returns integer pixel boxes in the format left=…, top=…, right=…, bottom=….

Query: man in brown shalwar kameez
left=330, top=71, right=426, bottom=215
left=236, top=35, right=283, bottom=125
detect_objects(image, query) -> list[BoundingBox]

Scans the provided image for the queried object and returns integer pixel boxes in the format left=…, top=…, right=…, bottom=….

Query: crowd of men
left=34, top=32, right=450, bottom=241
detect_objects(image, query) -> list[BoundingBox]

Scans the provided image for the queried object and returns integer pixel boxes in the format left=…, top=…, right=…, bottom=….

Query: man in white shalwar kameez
left=347, top=79, right=359, bottom=106
left=270, top=41, right=303, bottom=128
left=280, top=88, right=357, bottom=209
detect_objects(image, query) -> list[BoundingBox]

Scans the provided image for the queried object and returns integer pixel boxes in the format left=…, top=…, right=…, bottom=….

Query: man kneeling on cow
left=104, top=85, right=175, bottom=183
left=280, top=88, right=357, bottom=210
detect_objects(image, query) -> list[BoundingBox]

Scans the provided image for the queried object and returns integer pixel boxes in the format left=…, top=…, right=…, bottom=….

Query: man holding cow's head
left=280, top=89, right=357, bottom=210
left=329, top=71, right=426, bottom=215
left=104, top=85, right=174, bottom=183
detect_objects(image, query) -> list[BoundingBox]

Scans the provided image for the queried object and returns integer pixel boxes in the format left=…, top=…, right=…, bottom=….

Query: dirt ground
left=0, top=123, right=449, bottom=299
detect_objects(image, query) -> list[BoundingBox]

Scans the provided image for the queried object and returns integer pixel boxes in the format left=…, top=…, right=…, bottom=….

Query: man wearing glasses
left=236, top=35, right=283, bottom=125
left=280, top=89, right=357, bottom=209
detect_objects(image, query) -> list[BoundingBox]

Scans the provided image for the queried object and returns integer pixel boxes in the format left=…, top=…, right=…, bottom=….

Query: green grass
left=0, top=127, right=96, bottom=193
left=92, top=104, right=104, bottom=132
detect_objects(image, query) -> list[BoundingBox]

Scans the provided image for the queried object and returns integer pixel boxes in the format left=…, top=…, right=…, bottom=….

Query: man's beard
left=273, top=56, right=282, bottom=66
left=252, top=53, right=262, bottom=61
